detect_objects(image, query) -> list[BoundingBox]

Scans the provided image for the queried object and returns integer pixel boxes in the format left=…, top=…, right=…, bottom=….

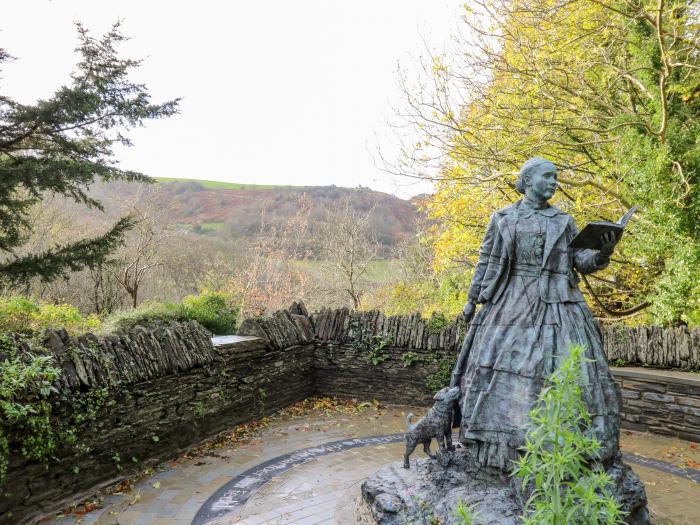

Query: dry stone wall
left=602, top=324, right=700, bottom=369
left=4, top=303, right=700, bottom=524
left=244, top=306, right=700, bottom=372
left=240, top=306, right=700, bottom=406
left=2, top=323, right=314, bottom=525
left=613, top=369, right=700, bottom=443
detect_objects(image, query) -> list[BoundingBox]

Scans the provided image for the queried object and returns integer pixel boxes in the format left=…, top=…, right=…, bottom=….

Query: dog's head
left=433, top=386, right=460, bottom=403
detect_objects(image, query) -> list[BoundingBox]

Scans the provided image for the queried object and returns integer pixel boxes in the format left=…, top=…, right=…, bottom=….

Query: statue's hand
left=462, top=301, right=476, bottom=323
left=599, top=230, right=621, bottom=257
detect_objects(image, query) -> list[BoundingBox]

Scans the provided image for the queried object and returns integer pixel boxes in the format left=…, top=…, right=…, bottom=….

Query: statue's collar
left=497, top=199, right=561, bottom=218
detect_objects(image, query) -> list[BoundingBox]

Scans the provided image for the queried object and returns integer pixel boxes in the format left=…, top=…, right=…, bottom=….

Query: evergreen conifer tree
left=0, top=23, right=179, bottom=287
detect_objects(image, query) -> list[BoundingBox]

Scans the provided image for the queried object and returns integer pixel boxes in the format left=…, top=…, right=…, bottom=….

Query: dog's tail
left=406, top=412, right=415, bottom=430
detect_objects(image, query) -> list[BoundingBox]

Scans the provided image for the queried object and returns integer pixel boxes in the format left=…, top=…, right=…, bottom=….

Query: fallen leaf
left=684, top=459, right=700, bottom=469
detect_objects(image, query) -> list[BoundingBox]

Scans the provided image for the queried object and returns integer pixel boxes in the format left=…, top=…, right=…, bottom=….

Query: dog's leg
left=445, top=428, right=454, bottom=451
left=423, top=439, right=435, bottom=459
left=404, top=438, right=417, bottom=468
left=437, top=433, right=447, bottom=453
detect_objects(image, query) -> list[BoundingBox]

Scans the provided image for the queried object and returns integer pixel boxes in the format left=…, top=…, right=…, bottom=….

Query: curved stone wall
left=3, top=304, right=699, bottom=524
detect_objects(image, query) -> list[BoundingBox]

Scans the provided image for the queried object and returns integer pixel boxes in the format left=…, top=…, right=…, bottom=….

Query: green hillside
left=153, top=177, right=304, bottom=190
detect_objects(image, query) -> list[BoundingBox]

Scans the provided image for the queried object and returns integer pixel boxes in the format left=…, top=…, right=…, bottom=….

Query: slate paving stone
left=37, top=405, right=700, bottom=525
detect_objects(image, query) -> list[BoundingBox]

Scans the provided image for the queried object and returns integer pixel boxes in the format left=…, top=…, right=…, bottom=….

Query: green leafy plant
left=425, top=353, right=456, bottom=392
left=0, top=331, right=134, bottom=489
left=255, top=387, right=268, bottom=416
left=192, top=402, right=206, bottom=418
left=103, top=301, right=187, bottom=332
left=0, top=338, right=62, bottom=485
left=364, top=335, right=392, bottom=366
left=349, top=320, right=394, bottom=367
left=513, top=344, right=625, bottom=525
left=454, top=499, right=478, bottom=524
left=401, top=351, right=427, bottom=368
left=0, top=297, right=100, bottom=335
left=112, top=451, right=122, bottom=472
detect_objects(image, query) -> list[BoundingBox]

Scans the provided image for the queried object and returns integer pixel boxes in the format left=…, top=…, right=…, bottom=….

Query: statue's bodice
left=514, top=213, right=547, bottom=269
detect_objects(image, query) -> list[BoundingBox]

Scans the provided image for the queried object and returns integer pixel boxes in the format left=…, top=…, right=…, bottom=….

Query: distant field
left=198, top=222, right=225, bottom=231
left=154, top=177, right=305, bottom=190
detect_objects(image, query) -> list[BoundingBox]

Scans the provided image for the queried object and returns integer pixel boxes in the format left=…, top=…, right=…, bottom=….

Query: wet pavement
left=41, top=403, right=700, bottom=525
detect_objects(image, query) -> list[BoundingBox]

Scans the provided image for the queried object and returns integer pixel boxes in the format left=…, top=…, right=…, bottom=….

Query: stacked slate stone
left=40, top=322, right=217, bottom=391
left=2, top=317, right=317, bottom=525
left=602, top=324, right=700, bottom=369
left=237, top=309, right=314, bottom=349
left=308, top=307, right=465, bottom=352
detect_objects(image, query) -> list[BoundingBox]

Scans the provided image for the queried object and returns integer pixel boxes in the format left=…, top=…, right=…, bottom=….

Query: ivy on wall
left=0, top=335, right=118, bottom=488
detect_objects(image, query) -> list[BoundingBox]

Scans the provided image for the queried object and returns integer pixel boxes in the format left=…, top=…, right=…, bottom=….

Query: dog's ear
left=433, top=387, right=448, bottom=400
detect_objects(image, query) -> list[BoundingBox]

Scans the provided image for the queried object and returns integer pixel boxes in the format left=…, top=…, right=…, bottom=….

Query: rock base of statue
left=361, top=448, right=650, bottom=525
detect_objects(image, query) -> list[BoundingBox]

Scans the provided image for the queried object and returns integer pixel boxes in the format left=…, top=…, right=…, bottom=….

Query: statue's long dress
left=456, top=207, right=620, bottom=470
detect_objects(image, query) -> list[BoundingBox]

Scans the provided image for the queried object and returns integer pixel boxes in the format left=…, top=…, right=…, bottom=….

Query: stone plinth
left=362, top=449, right=650, bottom=525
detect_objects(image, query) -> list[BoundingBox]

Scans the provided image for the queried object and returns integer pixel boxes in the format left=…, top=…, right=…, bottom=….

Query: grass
left=103, top=292, right=239, bottom=335
left=154, top=177, right=304, bottom=190
left=198, top=222, right=225, bottom=231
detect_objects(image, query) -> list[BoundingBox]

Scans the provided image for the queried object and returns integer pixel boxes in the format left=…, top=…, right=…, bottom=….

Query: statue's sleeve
left=467, top=213, right=499, bottom=303
left=570, top=217, right=609, bottom=275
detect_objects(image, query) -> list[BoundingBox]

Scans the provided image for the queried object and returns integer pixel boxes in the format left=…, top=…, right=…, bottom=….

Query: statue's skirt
left=455, top=267, right=620, bottom=470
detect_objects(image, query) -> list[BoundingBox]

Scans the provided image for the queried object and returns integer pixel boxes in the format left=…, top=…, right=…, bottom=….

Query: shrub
left=425, top=311, right=449, bottom=334
left=103, top=291, right=239, bottom=335
left=513, top=344, right=625, bottom=525
left=0, top=297, right=100, bottom=335
left=102, top=301, right=186, bottom=333
left=181, top=291, right=238, bottom=335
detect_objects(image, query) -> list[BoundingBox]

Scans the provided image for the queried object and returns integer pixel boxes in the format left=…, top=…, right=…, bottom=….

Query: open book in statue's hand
left=569, top=206, right=637, bottom=250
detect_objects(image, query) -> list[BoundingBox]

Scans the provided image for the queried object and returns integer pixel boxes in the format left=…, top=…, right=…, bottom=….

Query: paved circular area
left=42, top=404, right=700, bottom=525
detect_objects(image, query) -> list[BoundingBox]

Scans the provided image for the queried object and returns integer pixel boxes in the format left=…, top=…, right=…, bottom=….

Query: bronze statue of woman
left=450, top=157, right=622, bottom=470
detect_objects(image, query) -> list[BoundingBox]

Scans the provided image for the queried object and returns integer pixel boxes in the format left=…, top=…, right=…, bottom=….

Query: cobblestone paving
left=42, top=406, right=700, bottom=525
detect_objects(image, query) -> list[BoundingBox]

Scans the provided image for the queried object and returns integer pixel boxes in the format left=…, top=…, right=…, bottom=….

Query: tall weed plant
left=513, top=344, right=624, bottom=525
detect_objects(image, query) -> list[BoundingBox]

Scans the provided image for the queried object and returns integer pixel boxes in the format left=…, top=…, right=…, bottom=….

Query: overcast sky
left=2, top=1, right=464, bottom=198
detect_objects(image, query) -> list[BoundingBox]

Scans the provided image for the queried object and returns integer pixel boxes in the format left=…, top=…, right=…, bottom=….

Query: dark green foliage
left=0, top=23, right=179, bottom=286
left=0, top=336, right=62, bottom=485
left=425, top=312, right=449, bottom=334
left=425, top=353, right=457, bottom=392
left=0, top=334, right=120, bottom=488
left=0, top=217, right=135, bottom=285
left=363, top=336, right=391, bottom=366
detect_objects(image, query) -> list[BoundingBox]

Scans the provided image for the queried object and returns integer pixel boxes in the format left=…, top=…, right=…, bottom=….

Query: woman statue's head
left=515, top=157, right=558, bottom=201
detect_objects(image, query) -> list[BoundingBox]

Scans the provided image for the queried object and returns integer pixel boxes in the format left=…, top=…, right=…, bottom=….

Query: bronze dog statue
left=403, top=386, right=460, bottom=468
